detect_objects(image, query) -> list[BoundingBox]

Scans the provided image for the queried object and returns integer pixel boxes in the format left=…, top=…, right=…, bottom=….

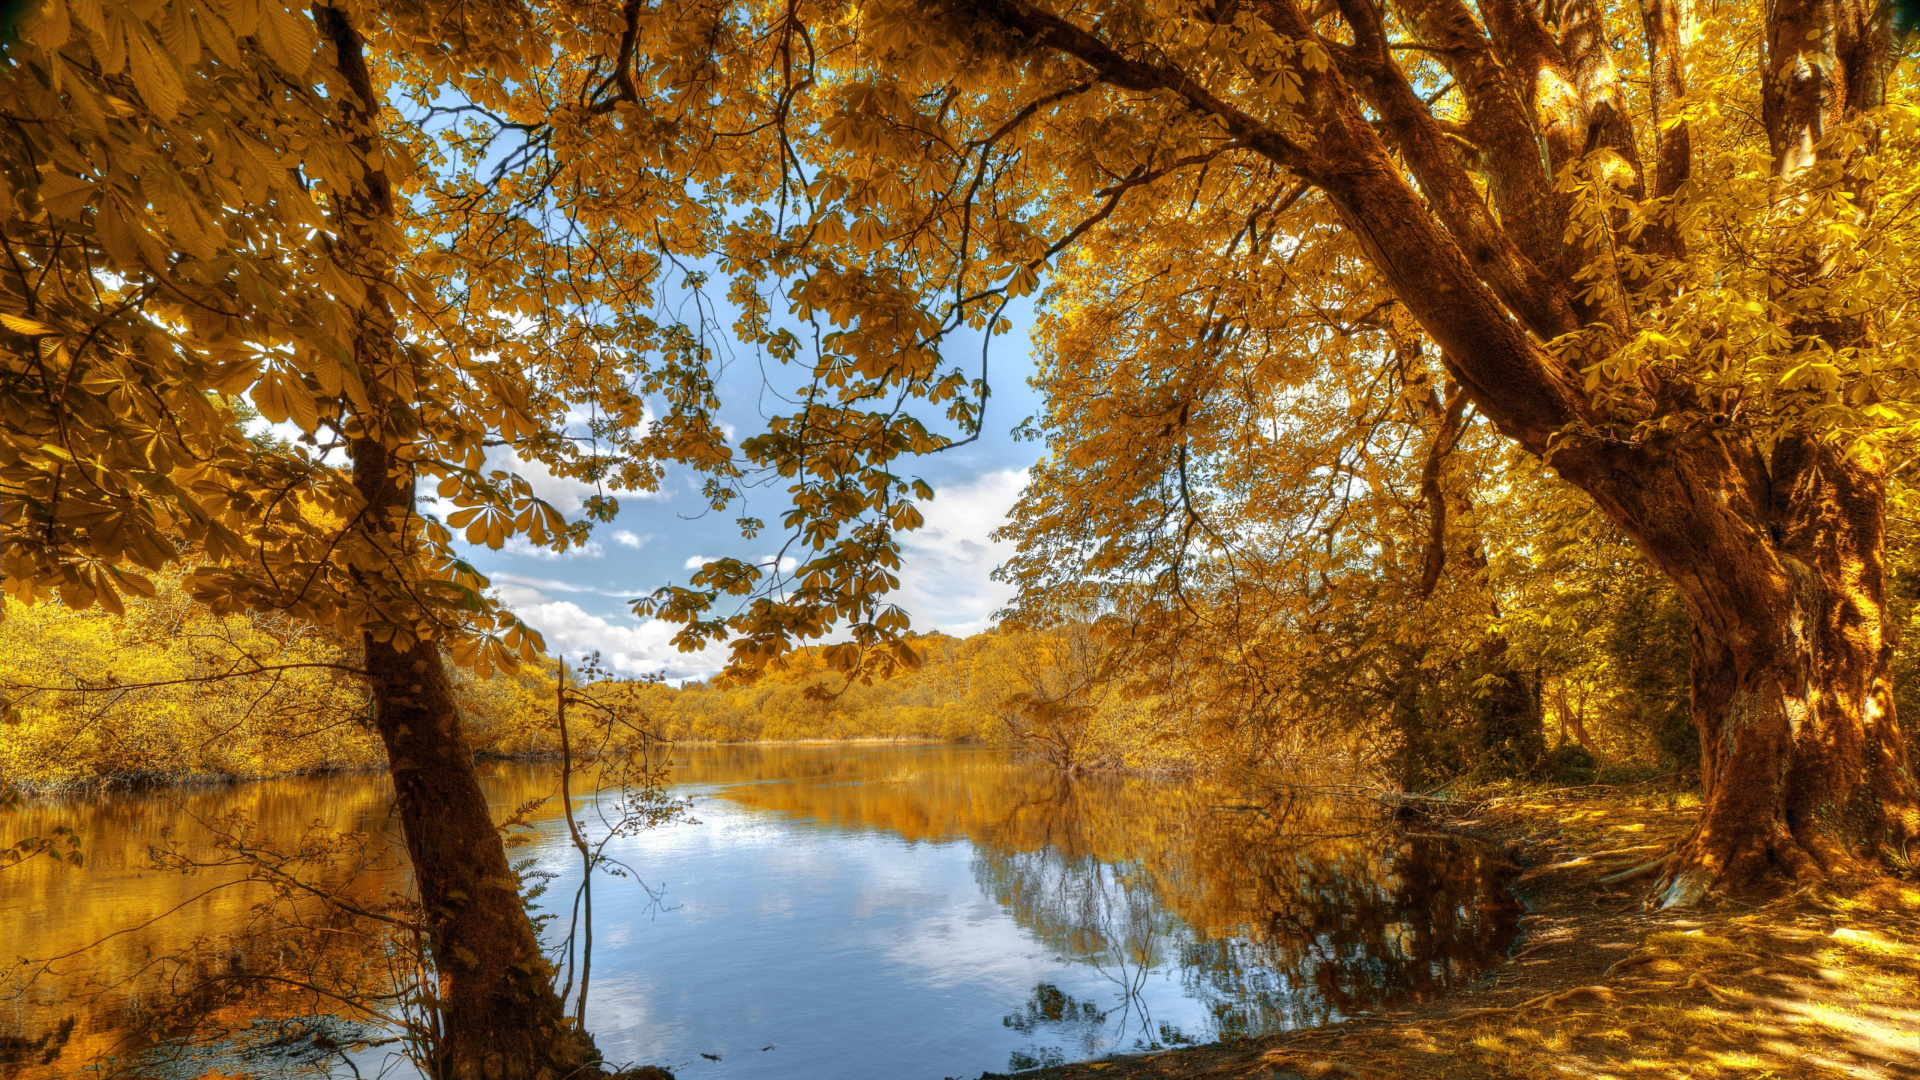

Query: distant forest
left=1, top=564, right=1769, bottom=792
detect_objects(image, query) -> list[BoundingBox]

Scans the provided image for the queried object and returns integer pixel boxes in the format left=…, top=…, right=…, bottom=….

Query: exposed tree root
left=1651, top=819, right=1826, bottom=908
left=1597, top=856, right=1668, bottom=887
left=1516, top=843, right=1670, bottom=885
left=1258, top=1054, right=1363, bottom=1078
left=1448, top=985, right=1619, bottom=1021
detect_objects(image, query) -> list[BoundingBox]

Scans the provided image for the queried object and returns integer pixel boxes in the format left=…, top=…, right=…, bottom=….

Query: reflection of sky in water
left=498, top=746, right=1515, bottom=1079
left=540, top=799, right=1228, bottom=1079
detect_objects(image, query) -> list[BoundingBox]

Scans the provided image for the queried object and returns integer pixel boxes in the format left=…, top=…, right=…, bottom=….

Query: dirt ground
left=995, top=791, right=1919, bottom=1080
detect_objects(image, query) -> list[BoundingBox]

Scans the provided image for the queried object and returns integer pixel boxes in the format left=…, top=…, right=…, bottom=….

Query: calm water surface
left=2, top=744, right=1519, bottom=1078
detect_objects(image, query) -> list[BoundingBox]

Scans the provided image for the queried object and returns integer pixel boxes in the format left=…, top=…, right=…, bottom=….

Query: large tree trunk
left=316, top=9, right=602, bottom=1077
left=1556, top=434, right=1916, bottom=905
left=367, top=636, right=585, bottom=1079
left=1604, top=0, right=1916, bottom=901
left=1268, top=0, right=1915, bottom=898
left=352, top=442, right=599, bottom=1080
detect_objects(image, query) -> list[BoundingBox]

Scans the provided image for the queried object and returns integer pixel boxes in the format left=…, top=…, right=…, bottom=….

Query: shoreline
left=14, top=765, right=1910, bottom=1077
left=0, top=737, right=995, bottom=798
left=985, top=790, right=1917, bottom=1080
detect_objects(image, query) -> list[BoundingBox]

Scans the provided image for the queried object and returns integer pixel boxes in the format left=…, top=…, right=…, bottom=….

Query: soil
left=983, top=790, right=1919, bottom=1080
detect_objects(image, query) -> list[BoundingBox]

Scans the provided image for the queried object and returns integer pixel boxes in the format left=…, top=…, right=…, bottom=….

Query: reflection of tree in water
left=971, top=775, right=1518, bottom=1051
left=1175, top=830, right=1516, bottom=1030
left=976, top=773, right=1196, bottom=1056
left=2, top=765, right=576, bottom=1078
left=1004, top=982, right=1110, bottom=1035
left=1002, top=982, right=1107, bottom=1071
left=977, top=844, right=1181, bottom=1059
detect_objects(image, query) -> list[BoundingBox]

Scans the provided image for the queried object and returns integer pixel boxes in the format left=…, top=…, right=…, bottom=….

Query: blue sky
left=454, top=302, right=1048, bottom=683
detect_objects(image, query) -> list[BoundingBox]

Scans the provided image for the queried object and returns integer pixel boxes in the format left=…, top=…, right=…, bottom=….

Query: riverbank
left=991, top=790, right=1918, bottom=1080
left=0, top=738, right=991, bottom=796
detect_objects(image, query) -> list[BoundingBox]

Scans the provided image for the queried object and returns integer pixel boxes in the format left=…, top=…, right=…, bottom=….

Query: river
left=1, top=743, right=1518, bottom=1079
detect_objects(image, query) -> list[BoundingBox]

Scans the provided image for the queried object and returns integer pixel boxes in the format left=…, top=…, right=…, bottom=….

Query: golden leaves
left=252, top=0, right=314, bottom=75
left=94, top=197, right=163, bottom=268
left=249, top=367, right=320, bottom=433
left=33, top=167, right=96, bottom=217
left=14, top=0, right=72, bottom=49
left=0, top=0, right=558, bottom=681
left=0, top=314, right=56, bottom=336
left=154, top=0, right=199, bottom=64
left=124, top=18, right=185, bottom=120
left=447, top=504, right=513, bottom=550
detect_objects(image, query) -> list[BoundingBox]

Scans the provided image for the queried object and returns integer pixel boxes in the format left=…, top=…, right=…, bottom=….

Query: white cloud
left=501, top=536, right=604, bottom=560
left=488, top=572, right=639, bottom=601
left=611, top=529, right=650, bottom=549
left=510, top=600, right=731, bottom=683
left=483, top=447, right=599, bottom=516
left=490, top=580, right=553, bottom=608
left=893, top=469, right=1027, bottom=636
left=755, top=553, right=800, bottom=575
left=683, top=555, right=716, bottom=570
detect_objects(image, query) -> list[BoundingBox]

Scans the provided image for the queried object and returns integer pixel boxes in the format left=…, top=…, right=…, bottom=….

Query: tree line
left=7, top=557, right=1842, bottom=794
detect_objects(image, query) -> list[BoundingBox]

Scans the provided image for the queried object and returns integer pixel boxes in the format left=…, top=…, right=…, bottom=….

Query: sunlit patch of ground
left=1010, top=791, right=1918, bottom=1080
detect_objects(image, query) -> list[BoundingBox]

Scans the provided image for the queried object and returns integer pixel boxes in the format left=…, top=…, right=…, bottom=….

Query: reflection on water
left=1, top=744, right=1517, bottom=1078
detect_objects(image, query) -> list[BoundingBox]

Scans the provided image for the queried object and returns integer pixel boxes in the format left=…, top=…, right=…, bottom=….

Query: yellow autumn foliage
left=0, top=572, right=1227, bottom=788
left=1, top=560, right=1772, bottom=795
left=0, top=573, right=563, bottom=791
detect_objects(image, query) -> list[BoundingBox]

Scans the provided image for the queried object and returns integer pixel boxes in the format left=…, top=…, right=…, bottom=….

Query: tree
left=991, top=620, right=1111, bottom=771
left=0, top=2, right=717, bottom=1074
left=579, top=0, right=1915, bottom=902
left=308, top=10, right=601, bottom=1073
left=990, top=267, right=1549, bottom=788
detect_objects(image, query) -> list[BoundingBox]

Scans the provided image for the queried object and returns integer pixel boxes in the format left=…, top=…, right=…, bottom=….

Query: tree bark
left=353, top=441, right=598, bottom=1080
left=1550, top=0, right=1646, bottom=200
left=1637, top=0, right=1693, bottom=203
left=1554, top=433, right=1916, bottom=904
left=315, top=7, right=601, bottom=1076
